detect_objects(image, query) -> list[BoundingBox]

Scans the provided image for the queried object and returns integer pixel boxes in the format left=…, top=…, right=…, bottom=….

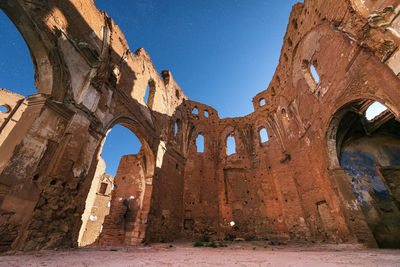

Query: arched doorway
left=328, top=99, right=400, bottom=248
left=78, top=119, right=155, bottom=247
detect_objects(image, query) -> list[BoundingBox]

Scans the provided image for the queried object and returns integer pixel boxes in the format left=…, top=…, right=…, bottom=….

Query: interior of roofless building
left=0, top=1, right=400, bottom=263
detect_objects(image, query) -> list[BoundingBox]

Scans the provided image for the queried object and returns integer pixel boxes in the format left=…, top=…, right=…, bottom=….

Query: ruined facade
left=0, top=0, right=399, bottom=251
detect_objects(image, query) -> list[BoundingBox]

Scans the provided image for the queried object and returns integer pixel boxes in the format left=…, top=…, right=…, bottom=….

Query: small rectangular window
left=99, top=182, right=108, bottom=195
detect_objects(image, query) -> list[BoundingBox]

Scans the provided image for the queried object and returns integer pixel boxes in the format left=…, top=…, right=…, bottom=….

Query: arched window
left=302, top=59, right=320, bottom=91
left=144, top=84, right=150, bottom=103
left=282, top=109, right=290, bottom=121
left=144, top=80, right=155, bottom=107
left=310, top=65, right=320, bottom=84
left=259, top=128, right=269, bottom=143
left=196, top=134, right=204, bottom=153
left=204, top=110, right=209, bottom=118
left=227, top=135, right=236, bottom=155
left=174, top=121, right=179, bottom=135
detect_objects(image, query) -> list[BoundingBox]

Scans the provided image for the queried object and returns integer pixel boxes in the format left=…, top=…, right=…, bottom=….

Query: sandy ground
left=1, top=242, right=399, bottom=267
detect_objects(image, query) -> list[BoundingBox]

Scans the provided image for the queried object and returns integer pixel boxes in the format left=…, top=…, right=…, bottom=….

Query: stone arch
left=0, top=2, right=66, bottom=100
left=104, top=116, right=156, bottom=174
left=253, top=117, right=272, bottom=147
left=79, top=116, right=156, bottom=247
left=195, top=133, right=205, bottom=153
left=188, top=127, right=207, bottom=154
left=327, top=98, right=399, bottom=169
left=220, top=126, right=237, bottom=157
left=326, top=98, right=400, bottom=248
left=257, top=126, right=269, bottom=145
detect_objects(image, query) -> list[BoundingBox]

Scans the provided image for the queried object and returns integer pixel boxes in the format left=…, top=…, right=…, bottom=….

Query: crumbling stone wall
left=0, top=0, right=400, bottom=251
left=0, top=89, right=27, bottom=147
left=95, top=153, right=146, bottom=246
left=78, top=157, right=114, bottom=247
left=180, top=0, right=400, bottom=247
left=0, top=0, right=187, bottom=251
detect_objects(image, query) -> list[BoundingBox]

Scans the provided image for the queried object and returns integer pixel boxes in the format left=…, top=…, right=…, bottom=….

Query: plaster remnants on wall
left=0, top=0, right=400, bottom=252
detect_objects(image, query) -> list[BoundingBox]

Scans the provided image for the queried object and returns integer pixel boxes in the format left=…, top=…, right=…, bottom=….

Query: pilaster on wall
left=0, top=94, right=78, bottom=251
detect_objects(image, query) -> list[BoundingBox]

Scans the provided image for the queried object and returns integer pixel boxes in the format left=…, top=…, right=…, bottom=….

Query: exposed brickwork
left=0, top=0, right=399, bottom=251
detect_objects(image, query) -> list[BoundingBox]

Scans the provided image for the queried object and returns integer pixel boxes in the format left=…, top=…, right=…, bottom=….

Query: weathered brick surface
left=0, top=0, right=399, bottom=251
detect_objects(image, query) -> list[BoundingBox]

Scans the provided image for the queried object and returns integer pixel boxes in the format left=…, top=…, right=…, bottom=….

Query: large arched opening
left=0, top=3, right=64, bottom=176
left=0, top=10, right=34, bottom=150
left=78, top=118, right=155, bottom=247
left=327, top=99, right=400, bottom=248
left=0, top=2, right=64, bottom=98
left=0, top=10, right=35, bottom=96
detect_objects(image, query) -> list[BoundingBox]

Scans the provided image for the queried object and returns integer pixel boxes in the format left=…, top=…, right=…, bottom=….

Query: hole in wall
left=292, top=19, right=298, bottom=29
left=259, top=98, right=266, bottom=107
left=288, top=37, right=293, bottom=47
left=0, top=105, right=10, bottom=113
left=196, top=134, right=204, bottom=153
left=144, top=80, right=156, bottom=107
left=204, top=110, right=209, bottom=118
left=302, top=59, right=320, bottom=91
left=192, top=107, right=198, bottom=115
left=230, top=221, right=236, bottom=226
left=174, top=122, right=178, bottom=135
left=365, top=102, right=388, bottom=121
left=310, top=65, right=320, bottom=84
left=283, top=53, right=288, bottom=61
left=227, top=135, right=236, bottom=155
left=175, top=89, right=180, bottom=98
left=259, top=128, right=269, bottom=143
left=144, top=84, right=150, bottom=103
left=270, top=87, right=276, bottom=96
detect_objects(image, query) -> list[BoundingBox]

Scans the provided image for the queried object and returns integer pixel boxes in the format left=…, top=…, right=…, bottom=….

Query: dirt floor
left=1, top=242, right=399, bottom=267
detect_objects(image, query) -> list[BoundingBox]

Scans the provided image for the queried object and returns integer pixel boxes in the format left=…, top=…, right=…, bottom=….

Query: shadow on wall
left=336, top=100, right=400, bottom=248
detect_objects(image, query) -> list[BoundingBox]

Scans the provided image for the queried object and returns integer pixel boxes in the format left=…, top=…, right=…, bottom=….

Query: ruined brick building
left=0, top=0, right=399, bottom=251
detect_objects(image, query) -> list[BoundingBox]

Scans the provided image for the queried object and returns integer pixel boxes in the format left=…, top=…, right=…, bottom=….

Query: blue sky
left=92, top=0, right=302, bottom=175
left=0, top=1, right=389, bottom=176
left=95, top=0, right=301, bottom=118
left=0, top=1, right=302, bottom=175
